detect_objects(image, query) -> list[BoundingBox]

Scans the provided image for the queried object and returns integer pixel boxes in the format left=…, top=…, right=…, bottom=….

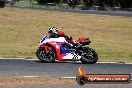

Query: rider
left=48, top=27, right=59, bottom=38
left=48, top=27, right=73, bottom=42
left=48, top=27, right=79, bottom=48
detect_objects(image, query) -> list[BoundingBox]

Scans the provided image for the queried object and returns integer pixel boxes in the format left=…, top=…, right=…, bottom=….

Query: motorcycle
left=36, top=35, right=98, bottom=64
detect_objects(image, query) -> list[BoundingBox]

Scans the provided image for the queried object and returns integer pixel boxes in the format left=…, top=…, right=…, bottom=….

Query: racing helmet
left=48, top=27, right=58, bottom=34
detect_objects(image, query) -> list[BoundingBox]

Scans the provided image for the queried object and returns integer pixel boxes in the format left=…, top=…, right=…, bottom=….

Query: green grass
left=0, top=8, right=132, bottom=63
left=15, top=1, right=31, bottom=7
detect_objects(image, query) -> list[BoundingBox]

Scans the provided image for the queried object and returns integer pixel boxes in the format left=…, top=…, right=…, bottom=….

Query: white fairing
left=39, top=35, right=81, bottom=60
left=62, top=53, right=81, bottom=60
left=40, top=37, right=67, bottom=45
left=62, top=53, right=74, bottom=59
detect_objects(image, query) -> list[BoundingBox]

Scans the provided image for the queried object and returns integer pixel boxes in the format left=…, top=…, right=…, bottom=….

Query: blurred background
left=0, top=0, right=132, bottom=11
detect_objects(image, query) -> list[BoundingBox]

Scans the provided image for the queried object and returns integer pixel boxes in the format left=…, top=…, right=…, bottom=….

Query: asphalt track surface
left=7, top=6, right=132, bottom=17
left=0, top=59, right=131, bottom=77
left=0, top=59, right=131, bottom=88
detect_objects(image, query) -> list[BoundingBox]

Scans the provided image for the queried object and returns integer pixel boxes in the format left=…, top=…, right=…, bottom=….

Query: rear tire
left=80, top=47, right=98, bottom=64
left=36, top=47, right=56, bottom=63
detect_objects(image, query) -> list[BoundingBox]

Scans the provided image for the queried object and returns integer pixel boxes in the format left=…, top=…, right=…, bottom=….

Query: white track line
left=0, top=58, right=37, bottom=60
left=60, top=77, right=76, bottom=79
left=97, top=62, right=132, bottom=64
left=20, top=76, right=40, bottom=78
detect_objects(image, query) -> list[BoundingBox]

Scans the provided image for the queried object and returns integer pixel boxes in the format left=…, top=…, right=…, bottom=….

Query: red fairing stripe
left=40, top=45, right=52, bottom=53
left=47, top=42, right=63, bottom=61
left=77, top=38, right=89, bottom=42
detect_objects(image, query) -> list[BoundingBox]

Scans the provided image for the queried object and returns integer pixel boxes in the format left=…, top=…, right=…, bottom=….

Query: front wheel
left=36, top=47, right=56, bottom=63
left=80, top=47, right=98, bottom=64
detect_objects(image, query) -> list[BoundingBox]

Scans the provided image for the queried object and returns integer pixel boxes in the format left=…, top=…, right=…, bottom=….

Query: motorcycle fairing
left=39, top=35, right=81, bottom=61
left=46, top=42, right=81, bottom=61
left=77, top=38, right=89, bottom=42
left=40, top=35, right=49, bottom=45
left=40, top=37, right=67, bottom=45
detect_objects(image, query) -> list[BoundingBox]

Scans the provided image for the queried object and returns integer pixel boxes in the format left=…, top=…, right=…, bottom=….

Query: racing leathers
left=49, top=31, right=79, bottom=49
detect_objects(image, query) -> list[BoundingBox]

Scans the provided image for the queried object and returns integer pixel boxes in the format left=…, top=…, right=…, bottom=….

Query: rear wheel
left=36, top=47, right=56, bottom=63
left=80, top=47, right=98, bottom=64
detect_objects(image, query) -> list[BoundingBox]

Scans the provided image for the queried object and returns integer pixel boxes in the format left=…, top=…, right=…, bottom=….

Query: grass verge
left=0, top=8, right=132, bottom=62
left=0, top=76, right=76, bottom=86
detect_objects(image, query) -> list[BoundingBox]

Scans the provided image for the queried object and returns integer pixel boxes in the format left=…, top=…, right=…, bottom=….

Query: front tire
left=36, top=47, right=56, bottom=63
left=80, top=47, right=98, bottom=64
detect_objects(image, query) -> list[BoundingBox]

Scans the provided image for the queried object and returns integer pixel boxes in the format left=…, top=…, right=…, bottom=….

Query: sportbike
left=36, top=35, right=98, bottom=64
